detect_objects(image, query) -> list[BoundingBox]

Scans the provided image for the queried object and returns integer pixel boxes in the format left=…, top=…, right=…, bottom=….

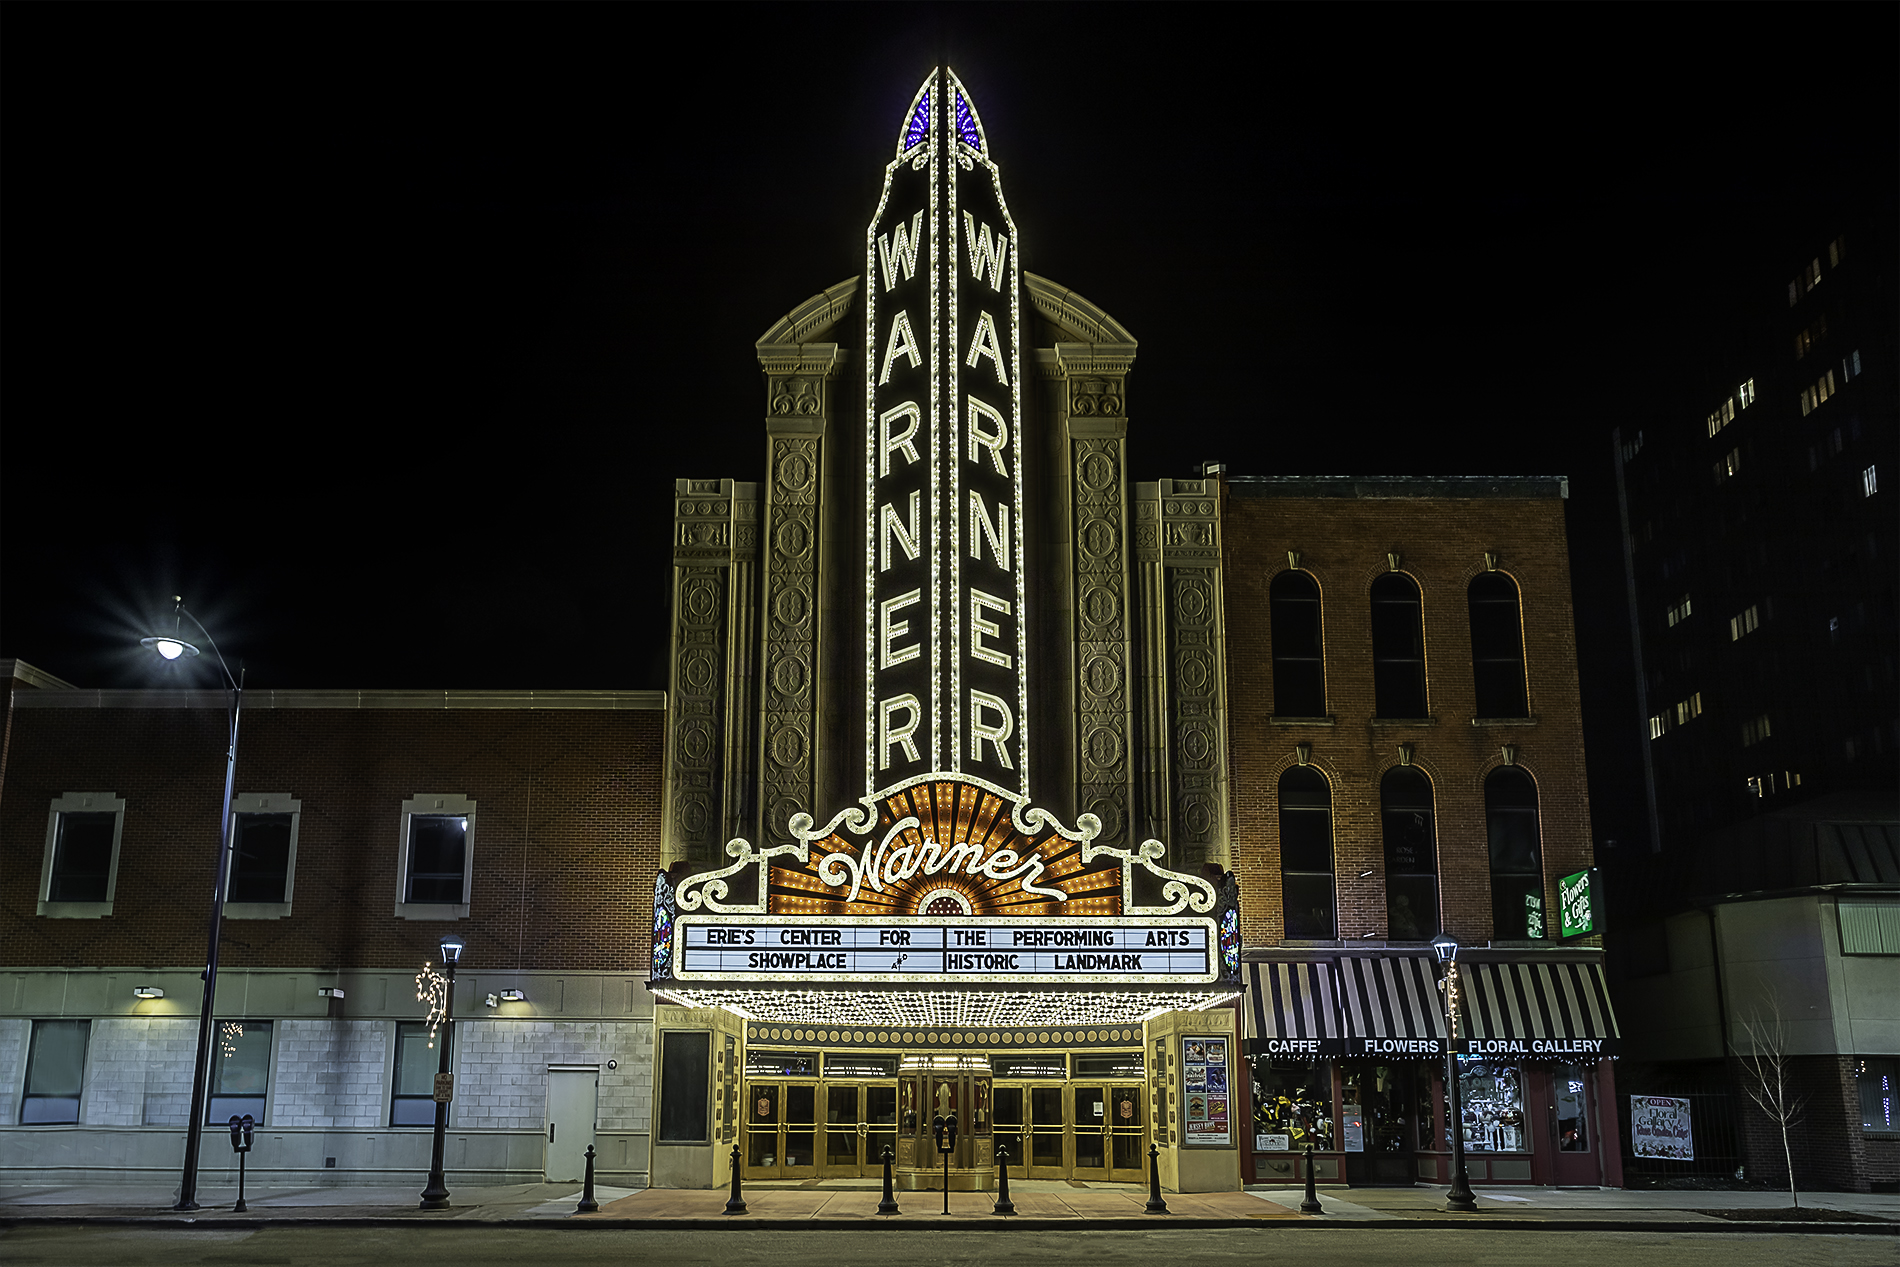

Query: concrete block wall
left=0, top=1019, right=24, bottom=1123
left=273, top=1019, right=391, bottom=1130
left=84, top=1017, right=196, bottom=1127
left=453, top=1019, right=653, bottom=1132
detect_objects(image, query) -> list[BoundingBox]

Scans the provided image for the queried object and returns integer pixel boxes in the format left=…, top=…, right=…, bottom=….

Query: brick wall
left=0, top=707, right=664, bottom=973
left=1222, top=489, right=1595, bottom=946
left=1735, top=1053, right=1874, bottom=1192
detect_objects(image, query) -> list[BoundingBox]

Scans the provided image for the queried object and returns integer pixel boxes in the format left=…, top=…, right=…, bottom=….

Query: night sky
left=4, top=6, right=1895, bottom=856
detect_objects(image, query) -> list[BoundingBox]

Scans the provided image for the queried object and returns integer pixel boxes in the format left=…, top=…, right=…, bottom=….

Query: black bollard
left=877, top=1144, right=900, bottom=1215
left=1299, top=1143, right=1322, bottom=1214
left=1144, top=1141, right=1169, bottom=1214
left=992, top=1142, right=1015, bottom=1216
left=575, top=1143, right=600, bottom=1214
left=724, top=1141, right=747, bottom=1215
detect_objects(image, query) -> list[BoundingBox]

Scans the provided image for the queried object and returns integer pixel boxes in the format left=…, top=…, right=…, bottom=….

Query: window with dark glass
left=1486, top=767, right=1544, bottom=939
left=1270, top=570, right=1326, bottom=717
left=48, top=812, right=116, bottom=903
left=1469, top=573, right=1529, bottom=717
left=208, top=1020, right=272, bottom=1123
left=392, top=1021, right=449, bottom=1126
left=405, top=815, right=469, bottom=904
left=1278, top=766, right=1335, bottom=939
left=1370, top=573, right=1428, bottom=718
left=229, top=814, right=293, bottom=904
left=21, top=1020, right=88, bottom=1124
left=1381, top=767, right=1439, bottom=940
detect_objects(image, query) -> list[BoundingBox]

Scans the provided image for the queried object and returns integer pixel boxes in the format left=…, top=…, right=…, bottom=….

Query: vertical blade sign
left=866, top=69, right=1026, bottom=799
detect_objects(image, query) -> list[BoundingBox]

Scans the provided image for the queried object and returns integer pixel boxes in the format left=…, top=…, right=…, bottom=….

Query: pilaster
left=1157, top=478, right=1232, bottom=868
left=662, top=479, right=744, bottom=868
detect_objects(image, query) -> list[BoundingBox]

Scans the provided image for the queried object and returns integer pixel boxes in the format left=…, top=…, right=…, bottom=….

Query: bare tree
left=1737, top=996, right=1808, bottom=1208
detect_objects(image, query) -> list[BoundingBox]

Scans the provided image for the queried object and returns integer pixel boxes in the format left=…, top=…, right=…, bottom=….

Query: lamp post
left=420, top=935, right=464, bottom=1210
left=1432, top=933, right=1478, bottom=1213
left=140, top=599, right=242, bottom=1213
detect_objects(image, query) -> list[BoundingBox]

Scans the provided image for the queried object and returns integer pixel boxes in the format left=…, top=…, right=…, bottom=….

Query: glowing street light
left=138, top=597, right=242, bottom=1213
left=1432, top=933, right=1479, bottom=1214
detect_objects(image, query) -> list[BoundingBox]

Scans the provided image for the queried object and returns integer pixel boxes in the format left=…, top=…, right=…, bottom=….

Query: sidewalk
left=1, top=1179, right=1895, bottom=1232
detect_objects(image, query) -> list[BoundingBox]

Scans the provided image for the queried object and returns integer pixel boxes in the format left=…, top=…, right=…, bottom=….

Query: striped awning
left=1461, top=959, right=1620, bottom=1058
left=1243, top=961, right=1345, bottom=1055
left=1336, top=955, right=1450, bottom=1055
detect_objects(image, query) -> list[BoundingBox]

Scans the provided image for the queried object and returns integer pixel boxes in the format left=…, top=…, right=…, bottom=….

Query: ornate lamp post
left=420, top=934, right=465, bottom=1209
left=139, top=599, right=242, bottom=1213
left=1432, top=933, right=1478, bottom=1212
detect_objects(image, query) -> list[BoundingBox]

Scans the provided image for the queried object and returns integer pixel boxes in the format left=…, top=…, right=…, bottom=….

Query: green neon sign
left=1559, top=868, right=1600, bottom=939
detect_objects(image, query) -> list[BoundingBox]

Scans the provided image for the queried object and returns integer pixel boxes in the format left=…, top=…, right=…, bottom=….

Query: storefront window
left=1456, top=1057, right=1526, bottom=1152
left=1555, top=1063, right=1590, bottom=1151
left=1250, top=1058, right=1333, bottom=1150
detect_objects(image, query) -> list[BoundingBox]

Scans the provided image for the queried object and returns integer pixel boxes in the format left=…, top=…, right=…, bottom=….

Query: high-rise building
left=1610, top=211, right=1898, bottom=1193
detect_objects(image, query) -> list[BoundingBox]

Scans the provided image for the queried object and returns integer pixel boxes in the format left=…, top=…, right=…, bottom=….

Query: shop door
left=743, top=1081, right=818, bottom=1179
left=1549, top=1064, right=1600, bottom=1186
left=543, top=1065, right=598, bottom=1182
left=1072, top=1084, right=1147, bottom=1183
left=819, top=1081, right=899, bottom=1177
left=1341, top=1061, right=1416, bottom=1186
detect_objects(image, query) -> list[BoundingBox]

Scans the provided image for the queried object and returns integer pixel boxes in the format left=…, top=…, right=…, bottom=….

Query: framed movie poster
left=1182, top=1036, right=1232, bottom=1146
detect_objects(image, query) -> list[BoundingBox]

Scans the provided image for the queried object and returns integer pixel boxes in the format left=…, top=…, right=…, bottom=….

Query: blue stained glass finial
left=903, top=91, right=930, bottom=152
left=954, top=89, right=981, bottom=151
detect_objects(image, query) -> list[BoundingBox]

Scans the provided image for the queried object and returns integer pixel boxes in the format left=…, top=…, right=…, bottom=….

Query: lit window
left=1673, top=693, right=1703, bottom=726
left=1860, top=1058, right=1895, bottom=1136
left=208, top=1020, right=272, bottom=1124
left=1278, top=767, right=1335, bottom=939
left=1865, top=466, right=1878, bottom=497
left=1796, top=329, right=1810, bottom=360
left=396, top=795, right=476, bottom=919
left=1713, top=448, right=1741, bottom=483
left=1852, top=349, right=1862, bottom=376
left=1739, top=379, right=1756, bottom=407
left=1806, top=258, right=1822, bottom=290
left=39, top=793, right=125, bottom=918
left=21, top=1020, right=88, bottom=1123
left=1665, top=595, right=1693, bottom=627
left=392, top=1021, right=450, bottom=1126
left=1741, top=714, right=1773, bottom=748
left=1788, top=279, right=1800, bottom=307
left=1829, top=236, right=1846, bottom=269
left=1729, top=605, right=1760, bottom=641
left=1649, top=714, right=1669, bottom=740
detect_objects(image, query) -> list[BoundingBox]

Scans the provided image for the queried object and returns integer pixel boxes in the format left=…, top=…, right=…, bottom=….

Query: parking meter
left=227, top=1114, right=256, bottom=1212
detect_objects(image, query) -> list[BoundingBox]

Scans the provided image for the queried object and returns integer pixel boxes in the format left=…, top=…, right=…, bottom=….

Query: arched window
left=1279, top=766, right=1335, bottom=938
left=1469, top=573, right=1529, bottom=718
left=1270, top=571, right=1326, bottom=717
left=1370, top=573, right=1427, bottom=718
left=1486, top=767, right=1544, bottom=938
left=1381, top=767, right=1439, bottom=940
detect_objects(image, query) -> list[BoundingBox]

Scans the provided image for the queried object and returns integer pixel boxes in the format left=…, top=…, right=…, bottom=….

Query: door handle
left=549, top=1123, right=555, bottom=1143
left=857, top=1122, right=869, bottom=1137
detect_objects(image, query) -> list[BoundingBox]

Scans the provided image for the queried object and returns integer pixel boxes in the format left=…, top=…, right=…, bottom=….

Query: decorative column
left=663, top=480, right=747, bottom=868
left=722, top=485, right=761, bottom=849
left=1057, top=341, right=1138, bottom=848
left=755, top=337, right=844, bottom=848
left=1132, top=483, right=1170, bottom=851
left=1159, top=478, right=1232, bottom=868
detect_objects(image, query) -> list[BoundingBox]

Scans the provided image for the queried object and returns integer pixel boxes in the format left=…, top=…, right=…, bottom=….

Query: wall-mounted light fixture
left=133, top=986, right=165, bottom=999
left=499, top=990, right=527, bottom=1003
left=317, top=988, right=345, bottom=1000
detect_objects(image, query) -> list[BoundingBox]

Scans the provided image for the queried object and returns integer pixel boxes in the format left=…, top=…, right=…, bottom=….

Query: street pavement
left=0, top=1178, right=1895, bottom=1231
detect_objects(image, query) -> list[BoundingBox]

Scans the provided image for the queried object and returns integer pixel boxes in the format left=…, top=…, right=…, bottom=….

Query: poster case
left=1181, top=1036, right=1232, bottom=1147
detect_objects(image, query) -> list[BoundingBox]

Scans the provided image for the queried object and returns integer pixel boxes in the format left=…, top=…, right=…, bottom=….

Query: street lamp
left=140, top=598, right=243, bottom=1213
left=420, top=934, right=465, bottom=1210
left=1432, top=933, right=1478, bottom=1213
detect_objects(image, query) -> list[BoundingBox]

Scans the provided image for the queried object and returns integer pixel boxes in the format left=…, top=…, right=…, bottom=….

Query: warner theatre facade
left=648, top=68, right=1621, bottom=1192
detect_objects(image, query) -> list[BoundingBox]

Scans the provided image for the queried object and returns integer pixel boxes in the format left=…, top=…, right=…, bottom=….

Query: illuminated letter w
left=879, top=210, right=925, bottom=291
left=962, top=211, right=1009, bottom=290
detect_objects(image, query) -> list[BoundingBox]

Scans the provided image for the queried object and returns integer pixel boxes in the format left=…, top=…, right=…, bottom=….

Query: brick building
left=0, top=670, right=666, bottom=1187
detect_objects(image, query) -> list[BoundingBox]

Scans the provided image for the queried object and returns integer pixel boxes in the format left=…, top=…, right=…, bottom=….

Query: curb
left=3, top=1214, right=1895, bottom=1234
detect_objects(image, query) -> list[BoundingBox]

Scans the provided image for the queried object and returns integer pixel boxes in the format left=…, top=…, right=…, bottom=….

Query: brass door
left=1105, top=1084, right=1147, bottom=1182
left=1073, top=1083, right=1111, bottom=1177
left=744, top=1081, right=819, bottom=1178
left=819, top=1081, right=900, bottom=1177
left=1027, top=1083, right=1068, bottom=1177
